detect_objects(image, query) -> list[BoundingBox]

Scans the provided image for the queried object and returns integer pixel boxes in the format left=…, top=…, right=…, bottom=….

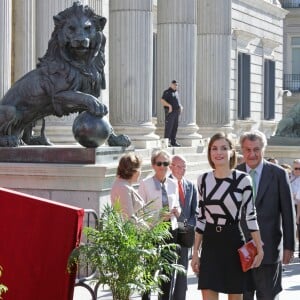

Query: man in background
left=290, top=159, right=300, bottom=258
left=237, top=130, right=295, bottom=300
left=160, top=80, right=183, bottom=147
left=170, top=155, right=198, bottom=300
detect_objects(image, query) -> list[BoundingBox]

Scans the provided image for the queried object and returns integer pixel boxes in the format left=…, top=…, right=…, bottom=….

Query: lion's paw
left=107, top=132, right=131, bottom=147
left=0, top=135, right=21, bottom=147
left=89, top=101, right=108, bottom=117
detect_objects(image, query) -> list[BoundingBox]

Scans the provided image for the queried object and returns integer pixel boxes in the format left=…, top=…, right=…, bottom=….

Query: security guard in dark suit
left=160, top=80, right=183, bottom=147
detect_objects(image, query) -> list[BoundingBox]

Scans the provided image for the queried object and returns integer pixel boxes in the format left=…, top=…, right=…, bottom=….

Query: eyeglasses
left=294, top=168, right=300, bottom=171
left=155, top=161, right=170, bottom=167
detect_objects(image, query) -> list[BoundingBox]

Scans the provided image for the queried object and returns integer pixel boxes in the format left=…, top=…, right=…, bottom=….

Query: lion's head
left=39, top=1, right=106, bottom=84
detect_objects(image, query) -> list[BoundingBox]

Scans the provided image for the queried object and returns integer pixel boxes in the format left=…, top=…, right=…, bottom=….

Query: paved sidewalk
left=74, top=257, right=300, bottom=299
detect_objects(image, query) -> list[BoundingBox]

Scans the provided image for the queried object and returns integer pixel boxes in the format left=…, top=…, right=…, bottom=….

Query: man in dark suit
left=170, top=155, right=198, bottom=300
left=237, top=130, right=296, bottom=300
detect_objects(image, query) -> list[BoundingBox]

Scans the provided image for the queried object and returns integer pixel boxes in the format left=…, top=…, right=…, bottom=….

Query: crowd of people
left=109, top=130, right=299, bottom=300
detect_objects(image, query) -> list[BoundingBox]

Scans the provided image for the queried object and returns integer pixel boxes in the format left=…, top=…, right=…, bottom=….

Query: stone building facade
left=280, top=0, right=300, bottom=116
left=0, top=0, right=288, bottom=147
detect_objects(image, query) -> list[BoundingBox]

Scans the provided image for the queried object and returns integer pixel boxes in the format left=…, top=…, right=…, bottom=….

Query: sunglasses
left=155, top=161, right=170, bottom=167
left=294, top=168, right=300, bottom=171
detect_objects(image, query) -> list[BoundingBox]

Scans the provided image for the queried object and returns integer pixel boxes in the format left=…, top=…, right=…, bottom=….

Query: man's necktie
left=161, top=182, right=169, bottom=207
left=178, top=180, right=185, bottom=206
left=249, top=169, right=256, bottom=199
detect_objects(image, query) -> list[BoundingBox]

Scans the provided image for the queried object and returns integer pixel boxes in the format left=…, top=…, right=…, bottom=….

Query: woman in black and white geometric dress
left=191, top=132, right=264, bottom=300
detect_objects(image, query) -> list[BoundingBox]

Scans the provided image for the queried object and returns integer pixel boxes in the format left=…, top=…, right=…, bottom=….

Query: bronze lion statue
left=275, top=102, right=300, bottom=137
left=0, top=1, right=130, bottom=147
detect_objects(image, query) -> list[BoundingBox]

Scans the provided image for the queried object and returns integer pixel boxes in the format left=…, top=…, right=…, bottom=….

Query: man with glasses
left=290, top=159, right=300, bottom=258
left=237, top=130, right=296, bottom=300
left=169, top=155, right=197, bottom=300
left=160, top=80, right=183, bottom=147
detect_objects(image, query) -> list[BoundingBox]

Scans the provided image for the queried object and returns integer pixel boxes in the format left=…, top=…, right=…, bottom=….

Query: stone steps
left=135, top=145, right=211, bottom=183
left=100, top=145, right=211, bottom=188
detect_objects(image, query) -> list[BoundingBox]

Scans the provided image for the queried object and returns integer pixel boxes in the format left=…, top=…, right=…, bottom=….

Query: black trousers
left=243, top=263, right=281, bottom=300
left=298, top=224, right=300, bottom=257
left=173, top=246, right=189, bottom=300
left=164, top=108, right=180, bottom=144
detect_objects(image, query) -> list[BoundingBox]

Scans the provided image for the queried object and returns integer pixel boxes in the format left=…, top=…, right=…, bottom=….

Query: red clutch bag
left=238, top=240, right=258, bottom=272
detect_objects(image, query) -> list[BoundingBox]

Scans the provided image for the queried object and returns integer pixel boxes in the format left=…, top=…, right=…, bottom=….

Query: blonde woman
left=138, top=149, right=181, bottom=300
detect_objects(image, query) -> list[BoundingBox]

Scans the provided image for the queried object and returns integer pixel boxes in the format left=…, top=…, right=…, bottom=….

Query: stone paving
left=73, top=257, right=300, bottom=299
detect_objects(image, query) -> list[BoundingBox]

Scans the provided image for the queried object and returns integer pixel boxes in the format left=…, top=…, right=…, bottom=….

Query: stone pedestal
left=268, top=136, right=300, bottom=146
left=0, top=145, right=211, bottom=216
left=265, top=144, right=300, bottom=166
left=0, top=145, right=132, bottom=214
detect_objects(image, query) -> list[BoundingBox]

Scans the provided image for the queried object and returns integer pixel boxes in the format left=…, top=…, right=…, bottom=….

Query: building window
left=280, top=0, right=300, bottom=9
left=264, top=59, right=275, bottom=120
left=292, top=37, right=300, bottom=75
left=284, top=36, right=300, bottom=92
left=238, top=52, right=251, bottom=119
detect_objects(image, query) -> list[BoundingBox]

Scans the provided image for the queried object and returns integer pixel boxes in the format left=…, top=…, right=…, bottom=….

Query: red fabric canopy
left=0, top=187, right=84, bottom=300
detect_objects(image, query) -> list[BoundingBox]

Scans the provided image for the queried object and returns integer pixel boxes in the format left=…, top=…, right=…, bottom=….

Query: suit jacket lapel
left=255, top=161, right=273, bottom=205
left=183, top=179, right=192, bottom=202
left=238, top=162, right=272, bottom=206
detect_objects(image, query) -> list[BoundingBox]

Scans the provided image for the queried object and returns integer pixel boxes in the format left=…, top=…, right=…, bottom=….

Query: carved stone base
left=268, top=136, right=300, bottom=146
left=0, top=145, right=133, bottom=164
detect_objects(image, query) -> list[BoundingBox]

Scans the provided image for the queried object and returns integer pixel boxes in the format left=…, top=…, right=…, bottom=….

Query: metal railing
left=75, top=209, right=101, bottom=300
left=280, top=0, right=300, bottom=8
left=283, top=74, right=300, bottom=92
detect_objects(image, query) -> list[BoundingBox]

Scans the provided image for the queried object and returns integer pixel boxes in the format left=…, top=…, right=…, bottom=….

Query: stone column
left=196, top=0, right=233, bottom=137
left=89, top=0, right=109, bottom=108
left=109, top=0, right=160, bottom=149
left=13, top=0, right=36, bottom=82
left=156, top=0, right=201, bottom=146
left=89, top=0, right=102, bottom=15
left=35, top=0, right=89, bottom=144
left=0, top=0, right=12, bottom=98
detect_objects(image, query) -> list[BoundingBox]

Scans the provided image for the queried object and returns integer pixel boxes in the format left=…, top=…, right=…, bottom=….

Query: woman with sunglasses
left=290, top=159, right=300, bottom=258
left=138, top=149, right=181, bottom=300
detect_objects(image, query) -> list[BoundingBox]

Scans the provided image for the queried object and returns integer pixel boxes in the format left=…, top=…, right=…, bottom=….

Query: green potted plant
left=68, top=202, right=185, bottom=300
left=0, top=266, right=8, bottom=299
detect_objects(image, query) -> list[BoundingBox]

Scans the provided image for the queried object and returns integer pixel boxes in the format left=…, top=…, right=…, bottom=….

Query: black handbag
left=177, top=219, right=195, bottom=248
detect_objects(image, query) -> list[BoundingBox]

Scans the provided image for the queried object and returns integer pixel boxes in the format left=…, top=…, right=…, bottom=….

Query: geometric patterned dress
left=195, top=170, right=259, bottom=293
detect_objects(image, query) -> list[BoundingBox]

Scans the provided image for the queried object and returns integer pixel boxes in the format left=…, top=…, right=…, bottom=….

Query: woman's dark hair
left=117, top=153, right=142, bottom=180
left=207, top=132, right=237, bottom=169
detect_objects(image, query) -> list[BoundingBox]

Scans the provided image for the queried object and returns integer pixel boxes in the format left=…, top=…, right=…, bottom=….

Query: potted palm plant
left=68, top=202, right=185, bottom=300
left=0, top=266, right=8, bottom=299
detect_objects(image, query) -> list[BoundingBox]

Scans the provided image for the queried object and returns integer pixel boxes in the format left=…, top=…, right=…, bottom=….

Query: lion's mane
left=37, top=1, right=106, bottom=97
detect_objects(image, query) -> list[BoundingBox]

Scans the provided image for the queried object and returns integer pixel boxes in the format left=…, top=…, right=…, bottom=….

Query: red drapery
left=0, top=187, right=84, bottom=300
